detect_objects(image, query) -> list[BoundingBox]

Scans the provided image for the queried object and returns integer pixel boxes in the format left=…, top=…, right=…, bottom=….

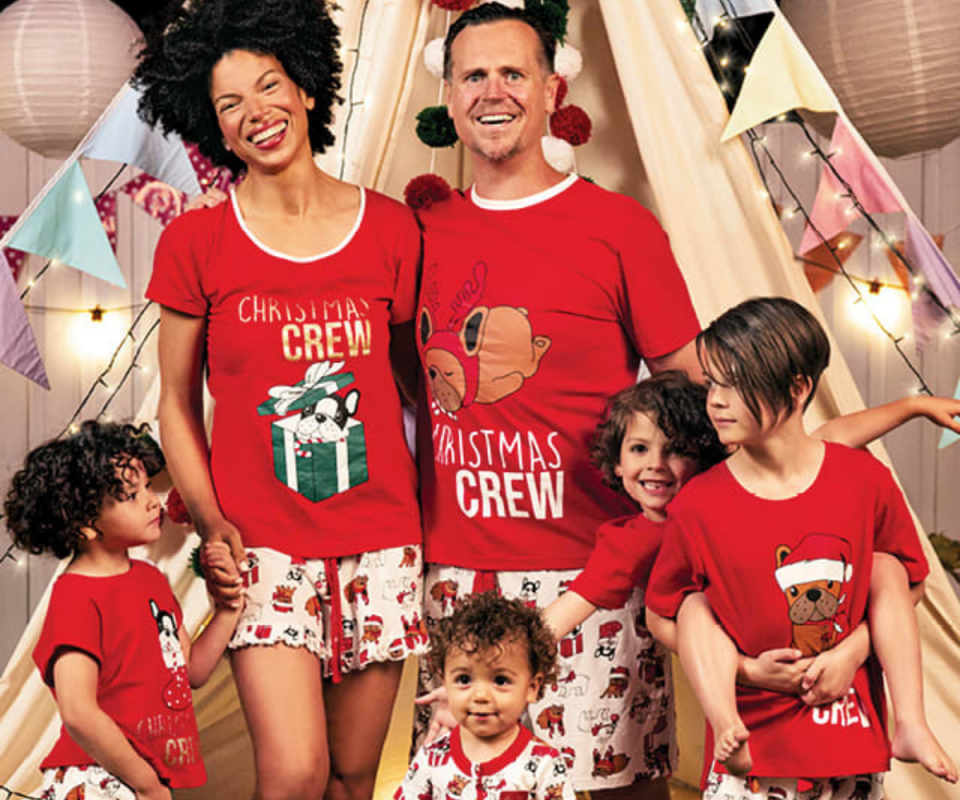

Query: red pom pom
left=431, top=0, right=475, bottom=9
left=549, top=104, right=592, bottom=146
left=165, top=487, right=192, bottom=525
left=405, top=174, right=453, bottom=211
left=554, top=76, right=569, bottom=108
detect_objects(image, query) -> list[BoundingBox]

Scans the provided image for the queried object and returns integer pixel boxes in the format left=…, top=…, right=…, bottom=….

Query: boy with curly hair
left=398, top=593, right=574, bottom=800
left=4, top=421, right=240, bottom=800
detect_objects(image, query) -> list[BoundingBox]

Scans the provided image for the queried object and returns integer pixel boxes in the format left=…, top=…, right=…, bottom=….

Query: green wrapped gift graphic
left=259, top=362, right=368, bottom=503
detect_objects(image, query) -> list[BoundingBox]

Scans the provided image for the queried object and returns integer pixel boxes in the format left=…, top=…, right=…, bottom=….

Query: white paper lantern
left=783, top=0, right=960, bottom=157
left=0, top=0, right=142, bottom=158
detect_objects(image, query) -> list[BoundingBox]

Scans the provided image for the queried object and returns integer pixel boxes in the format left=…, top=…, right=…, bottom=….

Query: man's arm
left=646, top=338, right=702, bottom=381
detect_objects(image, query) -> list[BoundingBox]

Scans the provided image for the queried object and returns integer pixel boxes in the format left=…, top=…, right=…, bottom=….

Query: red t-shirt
left=33, top=561, right=206, bottom=788
left=147, top=189, right=421, bottom=557
left=646, top=443, right=928, bottom=779
left=569, top=513, right=665, bottom=609
left=415, top=176, right=699, bottom=570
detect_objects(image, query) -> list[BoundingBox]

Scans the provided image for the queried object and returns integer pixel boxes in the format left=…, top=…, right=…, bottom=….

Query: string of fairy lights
left=688, top=2, right=957, bottom=396
left=0, top=783, right=40, bottom=800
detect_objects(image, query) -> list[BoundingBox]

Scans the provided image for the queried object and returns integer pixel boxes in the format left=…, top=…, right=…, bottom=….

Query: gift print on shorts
left=259, top=361, right=368, bottom=503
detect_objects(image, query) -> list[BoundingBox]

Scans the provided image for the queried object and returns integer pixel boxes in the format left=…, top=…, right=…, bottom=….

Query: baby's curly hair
left=592, top=371, right=728, bottom=494
left=132, top=0, right=342, bottom=175
left=4, top=421, right=164, bottom=560
left=430, top=592, right=558, bottom=700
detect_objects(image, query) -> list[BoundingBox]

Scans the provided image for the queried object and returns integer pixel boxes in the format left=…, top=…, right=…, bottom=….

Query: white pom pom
left=423, top=38, right=445, bottom=79
left=541, top=135, right=576, bottom=173
left=554, top=44, right=583, bottom=81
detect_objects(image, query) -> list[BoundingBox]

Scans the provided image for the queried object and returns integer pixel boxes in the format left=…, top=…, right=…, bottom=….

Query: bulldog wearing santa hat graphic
left=774, top=533, right=854, bottom=656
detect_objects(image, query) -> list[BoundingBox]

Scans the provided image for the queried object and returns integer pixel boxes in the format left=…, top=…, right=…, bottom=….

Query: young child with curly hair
left=4, top=421, right=240, bottom=800
left=398, top=593, right=574, bottom=800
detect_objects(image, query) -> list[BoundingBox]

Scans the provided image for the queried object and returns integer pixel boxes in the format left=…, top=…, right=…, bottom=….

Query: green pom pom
left=581, top=175, right=596, bottom=184
left=416, top=105, right=459, bottom=148
left=525, top=0, right=568, bottom=43
left=190, top=545, right=205, bottom=579
left=679, top=0, right=696, bottom=19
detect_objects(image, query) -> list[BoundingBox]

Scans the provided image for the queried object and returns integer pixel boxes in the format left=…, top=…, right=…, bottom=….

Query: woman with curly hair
left=133, top=2, right=425, bottom=799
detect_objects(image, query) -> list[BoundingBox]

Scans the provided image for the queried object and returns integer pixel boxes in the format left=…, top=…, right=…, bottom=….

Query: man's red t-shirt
left=415, top=176, right=699, bottom=570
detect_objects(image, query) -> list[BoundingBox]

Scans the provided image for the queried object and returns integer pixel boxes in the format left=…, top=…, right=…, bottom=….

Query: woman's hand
left=201, top=540, right=244, bottom=609
left=197, top=519, right=245, bottom=608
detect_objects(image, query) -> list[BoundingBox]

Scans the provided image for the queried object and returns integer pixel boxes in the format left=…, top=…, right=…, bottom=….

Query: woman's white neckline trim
left=230, top=186, right=366, bottom=262
left=470, top=173, right=578, bottom=210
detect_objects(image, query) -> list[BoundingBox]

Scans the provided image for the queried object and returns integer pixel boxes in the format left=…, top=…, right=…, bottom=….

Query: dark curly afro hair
left=430, top=592, right=558, bottom=700
left=4, top=421, right=164, bottom=560
left=132, top=0, right=342, bottom=175
left=592, top=371, right=729, bottom=495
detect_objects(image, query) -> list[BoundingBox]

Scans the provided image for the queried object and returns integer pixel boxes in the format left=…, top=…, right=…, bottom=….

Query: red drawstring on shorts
left=324, top=557, right=344, bottom=684
left=471, top=570, right=500, bottom=596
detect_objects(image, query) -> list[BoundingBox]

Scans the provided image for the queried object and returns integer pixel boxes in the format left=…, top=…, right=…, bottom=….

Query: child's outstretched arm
left=542, top=591, right=597, bottom=641
left=812, top=395, right=960, bottom=449
left=182, top=542, right=243, bottom=688
left=53, top=652, right=172, bottom=800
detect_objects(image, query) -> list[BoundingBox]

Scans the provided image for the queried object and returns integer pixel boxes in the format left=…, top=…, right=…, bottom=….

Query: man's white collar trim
left=470, top=173, right=578, bottom=210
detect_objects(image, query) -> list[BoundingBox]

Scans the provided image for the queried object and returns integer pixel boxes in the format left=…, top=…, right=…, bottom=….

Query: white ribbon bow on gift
left=267, top=360, right=346, bottom=416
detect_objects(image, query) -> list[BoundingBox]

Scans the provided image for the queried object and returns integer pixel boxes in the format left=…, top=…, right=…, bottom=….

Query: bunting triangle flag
left=721, top=14, right=839, bottom=141
left=798, top=118, right=902, bottom=254
left=902, top=215, right=960, bottom=351
left=939, top=377, right=960, bottom=450
left=0, top=250, right=49, bottom=389
left=82, top=84, right=201, bottom=197
left=695, top=0, right=775, bottom=42
left=7, top=161, right=126, bottom=288
left=905, top=215, right=960, bottom=310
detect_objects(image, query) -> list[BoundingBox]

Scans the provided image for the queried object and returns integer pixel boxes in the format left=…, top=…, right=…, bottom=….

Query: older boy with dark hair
left=646, top=297, right=956, bottom=799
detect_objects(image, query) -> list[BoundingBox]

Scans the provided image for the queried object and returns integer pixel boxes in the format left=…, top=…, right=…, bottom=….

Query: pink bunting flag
left=0, top=215, right=26, bottom=281
left=184, top=143, right=234, bottom=192
left=95, top=191, right=118, bottom=253
left=121, top=173, right=186, bottom=228
left=0, top=249, right=49, bottom=389
left=799, top=118, right=902, bottom=254
left=904, top=215, right=960, bottom=352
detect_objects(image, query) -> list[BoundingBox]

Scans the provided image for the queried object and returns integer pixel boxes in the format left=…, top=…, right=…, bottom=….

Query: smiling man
left=414, top=5, right=701, bottom=800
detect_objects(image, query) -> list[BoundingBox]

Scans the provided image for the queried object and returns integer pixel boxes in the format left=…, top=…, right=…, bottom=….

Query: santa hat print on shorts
left=775, top=533, right=854, bottom=590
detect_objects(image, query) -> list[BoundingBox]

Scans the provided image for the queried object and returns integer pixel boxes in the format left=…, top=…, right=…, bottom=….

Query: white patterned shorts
left=229, top=544, right=428, bottom=680
left=703, top=769, right=884, bottom=800
left=39, top=766, right=135, bottom=800
left=416, top=564, right=677, bottom=791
